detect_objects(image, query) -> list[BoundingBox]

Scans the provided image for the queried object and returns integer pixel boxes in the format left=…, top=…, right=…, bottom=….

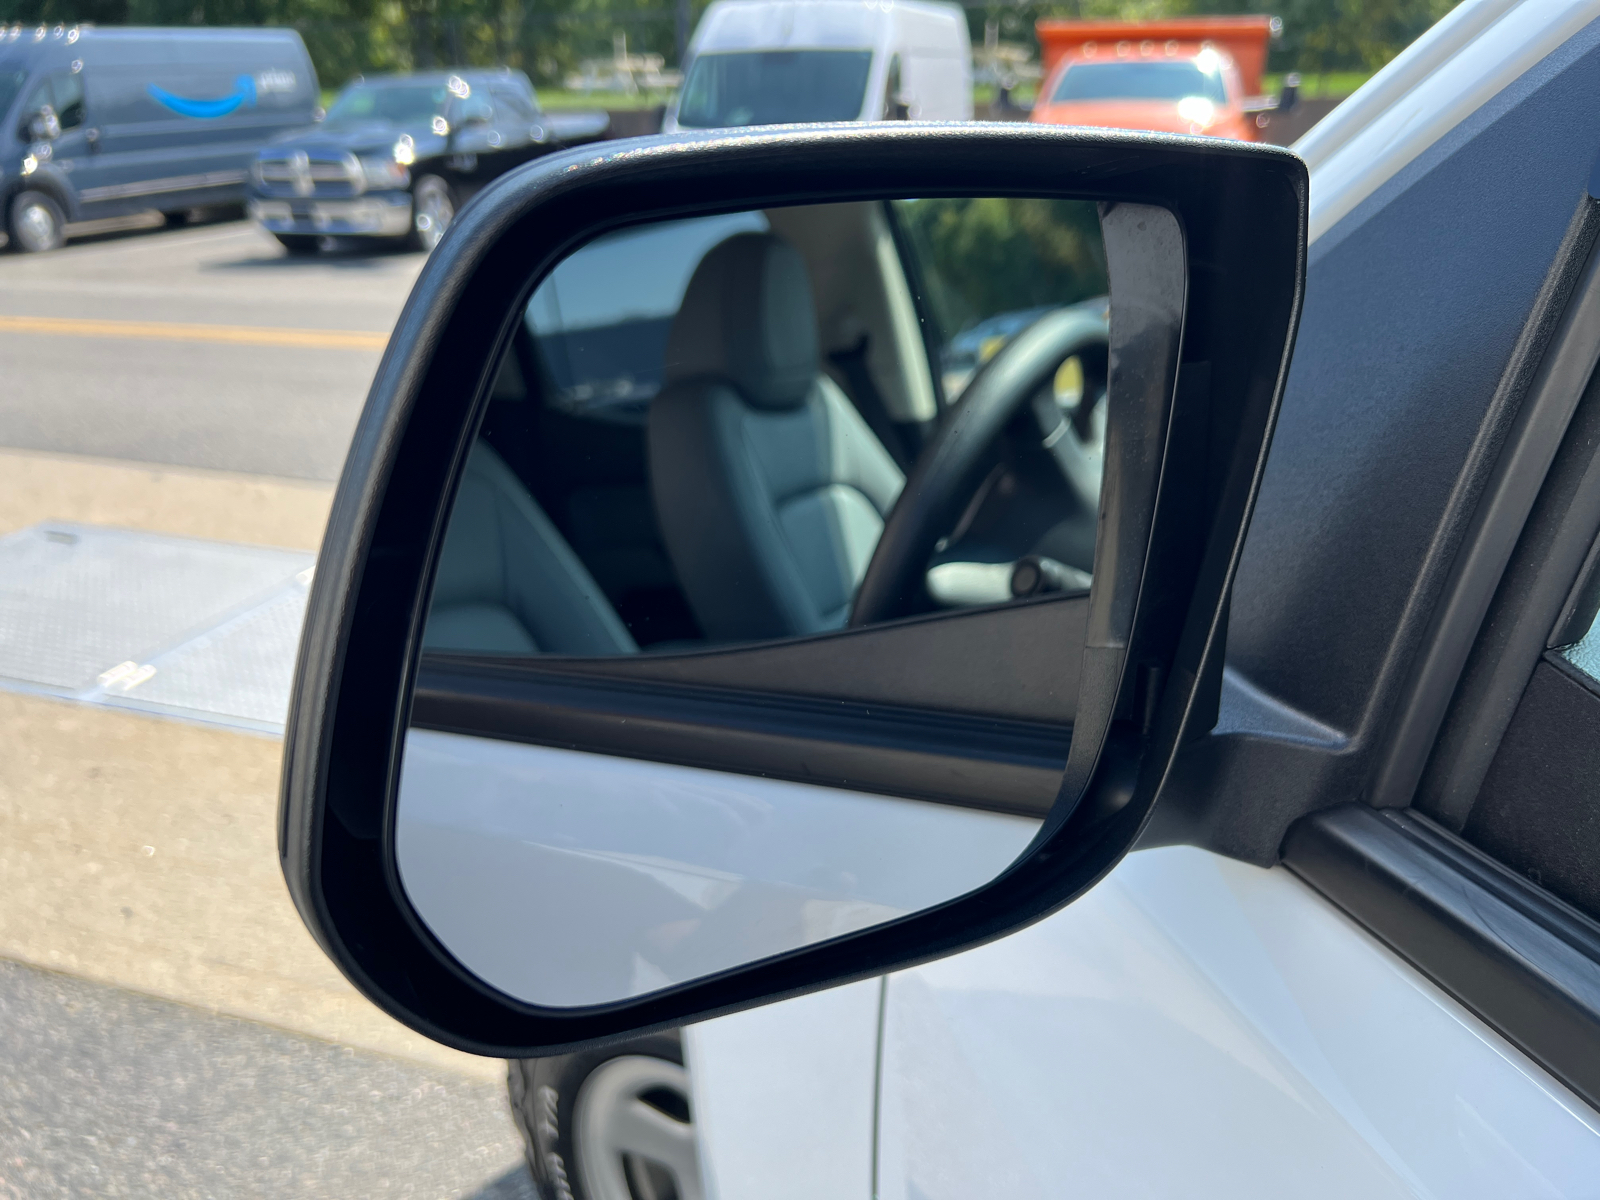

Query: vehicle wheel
left=408, top=175, right=455, bottom=251
left=8, top=190, right=66, bottom=253
left=274, top=233, right=321, bottom=256
left=163, top=209, right=190, bottom=228
left=508, top=1032, right=701, bottom=1200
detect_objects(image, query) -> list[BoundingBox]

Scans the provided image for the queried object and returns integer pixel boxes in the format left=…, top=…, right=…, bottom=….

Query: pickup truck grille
left=254, top=151, right=364, bottom=199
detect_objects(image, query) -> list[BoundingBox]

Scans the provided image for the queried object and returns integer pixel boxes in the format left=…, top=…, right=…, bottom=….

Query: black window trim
left=1284, top=804, right=1600, bottom=1113
left=1281, top=183, right=1600, bottom=1114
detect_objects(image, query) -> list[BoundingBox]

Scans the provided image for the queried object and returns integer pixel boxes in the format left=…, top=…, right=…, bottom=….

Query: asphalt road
left=0, top=218, right=425, bottom=480
left=0, top=220, right=539, bottom=1196
left=0, top=959, right=531, bottom=1200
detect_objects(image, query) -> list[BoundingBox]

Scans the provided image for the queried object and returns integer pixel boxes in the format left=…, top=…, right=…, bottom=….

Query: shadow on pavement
left=205, top=237, right=426, bottom=272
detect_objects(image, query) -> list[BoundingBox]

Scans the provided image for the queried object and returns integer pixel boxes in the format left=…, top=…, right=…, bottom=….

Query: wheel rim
left=15, top=200, right=59, bottom=252
left=413, top=184, right=454, bottom=250
left=574, top=1056, right=701, bottom=1200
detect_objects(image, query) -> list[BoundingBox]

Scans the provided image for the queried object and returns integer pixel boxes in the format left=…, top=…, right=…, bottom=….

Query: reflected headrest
left=664, top=232, right=819, bottom=411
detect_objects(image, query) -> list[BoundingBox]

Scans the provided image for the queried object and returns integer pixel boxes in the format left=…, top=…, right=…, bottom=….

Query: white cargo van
left=664, top=0, right=972, bottom=132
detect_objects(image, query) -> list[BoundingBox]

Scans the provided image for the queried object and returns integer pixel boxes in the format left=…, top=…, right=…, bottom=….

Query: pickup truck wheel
left=273, top=234, right=320, bottom=256
left=8, top=190, right=66, bottom=253
left=409, top=175, right=455, bottom=251
left=508, top=1032, right=701, bottom=1200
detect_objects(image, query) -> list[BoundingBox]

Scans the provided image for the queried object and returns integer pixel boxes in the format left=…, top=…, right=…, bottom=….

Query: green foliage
left=966, top=0, right=1460, bottom=76
left=896, top=198, right=1107, bottom=335
left=0, top=0, right=1457, bottom=94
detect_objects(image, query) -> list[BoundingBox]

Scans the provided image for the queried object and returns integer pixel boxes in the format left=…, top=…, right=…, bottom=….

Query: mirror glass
left=399, top=198, right=1129, bottom=1008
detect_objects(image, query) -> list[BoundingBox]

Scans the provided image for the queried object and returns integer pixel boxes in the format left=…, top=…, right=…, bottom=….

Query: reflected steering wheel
left=850, top=306, right=1110, bottom=627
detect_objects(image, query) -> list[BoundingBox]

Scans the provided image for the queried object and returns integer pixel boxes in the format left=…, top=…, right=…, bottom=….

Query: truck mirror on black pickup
left=280, top=124, right=1306, bottom=1057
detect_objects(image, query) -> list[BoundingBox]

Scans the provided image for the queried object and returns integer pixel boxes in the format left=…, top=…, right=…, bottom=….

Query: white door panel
left=685, top=977, right=881, bottom=1200
left=877, top=846, right=1600, bottom=1198
left=395, top=729, right=1038, bottom=1007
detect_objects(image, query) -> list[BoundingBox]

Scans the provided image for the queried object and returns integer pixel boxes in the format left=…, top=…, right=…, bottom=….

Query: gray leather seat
left=649, top=233, right=905, bottom=642
left=424, top=441, right=636, bottom=656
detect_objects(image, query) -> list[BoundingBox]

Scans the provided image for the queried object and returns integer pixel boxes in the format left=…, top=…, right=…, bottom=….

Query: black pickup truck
left=246, top=68, right=608, bottom=253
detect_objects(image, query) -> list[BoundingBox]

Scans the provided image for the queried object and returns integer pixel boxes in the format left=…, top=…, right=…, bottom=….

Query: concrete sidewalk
left=0, top=447, right=503, bottom=1083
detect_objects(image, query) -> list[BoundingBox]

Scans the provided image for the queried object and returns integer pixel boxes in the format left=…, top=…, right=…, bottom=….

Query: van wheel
left=8, top=190, right=66, bottom=253
left=508, top=1032, right=702, bottom=1200
left=408, top=175, right=454, bottom=251
left=274, top=234, right=321, bottom=256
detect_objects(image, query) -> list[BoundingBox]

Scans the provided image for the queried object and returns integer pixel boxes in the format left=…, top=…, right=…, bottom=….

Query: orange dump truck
left=1030, top=16, right=1284, bottom=141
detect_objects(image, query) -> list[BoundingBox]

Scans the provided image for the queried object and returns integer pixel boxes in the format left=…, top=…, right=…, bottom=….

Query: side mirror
left=1278, top=72, right=1301, bottom=116
left=280, top=125, right=1305, bottom=1056
left=27, top=104, right=60, bottom=141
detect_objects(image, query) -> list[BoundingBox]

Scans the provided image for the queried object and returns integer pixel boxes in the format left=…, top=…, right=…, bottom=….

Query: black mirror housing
left=280, top=124, right=1306, bottom=1057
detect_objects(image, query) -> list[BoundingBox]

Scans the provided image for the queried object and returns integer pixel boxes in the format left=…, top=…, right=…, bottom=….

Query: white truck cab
left=663, top=0, right=972, bottom=132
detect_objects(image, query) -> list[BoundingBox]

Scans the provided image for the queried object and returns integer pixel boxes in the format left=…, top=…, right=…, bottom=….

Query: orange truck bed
left=1036, top=16, right=1276, bottom=94
left=1031, top=16, right=1278, bottom=141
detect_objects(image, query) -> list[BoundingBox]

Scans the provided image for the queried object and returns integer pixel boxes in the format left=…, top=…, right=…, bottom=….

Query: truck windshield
left=1052, top=60, right=1227, bottom=105
left=325, top=83, right=449, bottom=126
left=677, top=50, right=874, bottom=128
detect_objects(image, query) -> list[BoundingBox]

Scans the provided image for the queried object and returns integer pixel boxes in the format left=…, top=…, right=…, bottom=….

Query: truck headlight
left=359, top=155, right=411, bottom=189
left=1176, top=96, right=1215, bottom=127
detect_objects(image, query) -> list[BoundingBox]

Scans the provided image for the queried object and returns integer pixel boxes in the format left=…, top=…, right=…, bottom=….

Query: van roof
left=0, top=24, right=307, bottom=69
left=691, top=0, right=964, bottom=54
left=0, top=25, right=305, bottom=44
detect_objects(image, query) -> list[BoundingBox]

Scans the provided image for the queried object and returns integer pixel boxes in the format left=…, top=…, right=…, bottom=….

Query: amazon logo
left=148, top=70, right=297, bottom=119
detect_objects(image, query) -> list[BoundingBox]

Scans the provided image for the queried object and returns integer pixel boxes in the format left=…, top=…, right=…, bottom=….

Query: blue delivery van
left=0, top=24, right=319, bottom=252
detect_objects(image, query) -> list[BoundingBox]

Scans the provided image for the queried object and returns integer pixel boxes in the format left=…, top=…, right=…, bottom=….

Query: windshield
left=325, top=83, right=449, bottom=126
left=0, top=69, right=25, bottom=120
left=676, top=50, right=874, bottom=128
left=1051, top=60, right=1228, bottom=105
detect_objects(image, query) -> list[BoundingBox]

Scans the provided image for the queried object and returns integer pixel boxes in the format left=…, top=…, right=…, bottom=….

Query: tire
left=163, top=209, right=190, bottom=228
left=508, top=1031, right=701, bottom=1200
left=408, top=175, right=455, bottom=252
left=8, top=190, right=66, bottom=253
left=274, top=233, right=321, bottom=256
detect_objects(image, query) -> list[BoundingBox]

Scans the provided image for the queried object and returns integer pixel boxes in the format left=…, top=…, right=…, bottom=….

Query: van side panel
left=74, top=30, right=317, bottom=218
left=893, top=4, right=972, bottom=121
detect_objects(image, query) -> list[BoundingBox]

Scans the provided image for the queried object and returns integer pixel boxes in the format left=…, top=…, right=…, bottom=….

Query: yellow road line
left=0, top=314, right=389, bottom=350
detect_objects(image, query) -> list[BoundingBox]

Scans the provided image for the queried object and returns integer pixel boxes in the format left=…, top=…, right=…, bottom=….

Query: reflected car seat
left=423, top=440, right=637, bottom=655
left=648, top=232, right=905, bottom=642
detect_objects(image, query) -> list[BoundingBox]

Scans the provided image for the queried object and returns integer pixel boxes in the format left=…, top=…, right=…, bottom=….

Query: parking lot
left=0, top=220, right=535, bottom=1198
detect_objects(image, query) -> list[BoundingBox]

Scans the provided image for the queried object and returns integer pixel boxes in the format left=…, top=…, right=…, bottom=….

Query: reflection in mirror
left=423, top=198, right=1108, bottom=655
left=398, top=197, right=1137, bottom=1010
left=398, top=730, right=1039, bottom=1007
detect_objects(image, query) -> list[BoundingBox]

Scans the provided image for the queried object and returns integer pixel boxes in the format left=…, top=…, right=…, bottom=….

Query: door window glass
left=16, top=78, right=49, bottom=138
left=490, top=86, right=536, bottom=122
left=888, top=198, right=1109, bottom=401
left=0, top=68, right=24, bottom=119
left=526, top=210, right=771, bottom=416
